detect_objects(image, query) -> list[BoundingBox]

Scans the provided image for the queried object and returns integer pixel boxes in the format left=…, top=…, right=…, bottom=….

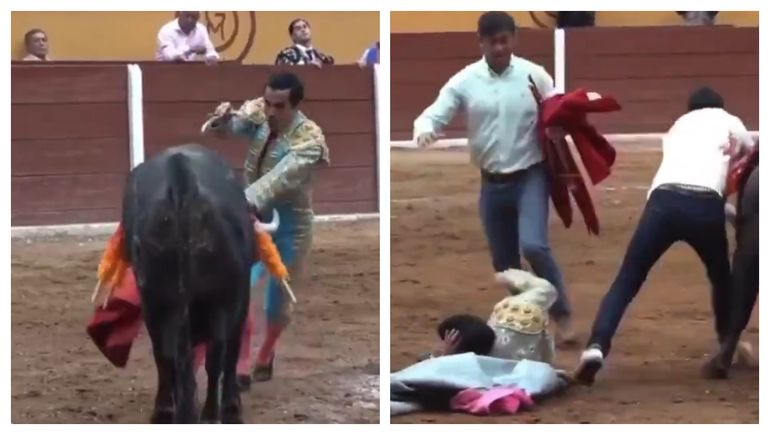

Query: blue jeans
left=479, top=162, right=571, bottom=319
left=588, top=187, right=731, bottom=356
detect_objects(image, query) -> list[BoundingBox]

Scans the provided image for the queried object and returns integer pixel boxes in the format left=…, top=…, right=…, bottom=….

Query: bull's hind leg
left=175, top=326, right=198, bottom=423
left=201, top=306, right=229, bottom=423
left=222, top=297, right=248, bottom=424
left=704, top=216, right=759, bottom=379
left=145, top=310, right=179, bottom=424
left=201, top=339, right=225, bottom=423
left=149, top=350, right=176, bottom=423
left=221, top=329, right=244, bottom=424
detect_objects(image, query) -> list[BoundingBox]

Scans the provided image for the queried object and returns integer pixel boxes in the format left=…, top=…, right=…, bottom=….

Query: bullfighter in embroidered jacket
left=202, top=72, right=330, bottom=384
left=423, top=269, right=558, bottom=365
left=488, top=269, right=558, bottom=364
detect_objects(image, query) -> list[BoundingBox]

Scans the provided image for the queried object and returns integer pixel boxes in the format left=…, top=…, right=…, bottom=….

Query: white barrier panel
left=554, top=28, right=566, bottom=93
left=374, top=63, right=382, bottom=211
left=391, top=131, right=760, bottom=149
left=126, top=64, right=145, bottom=168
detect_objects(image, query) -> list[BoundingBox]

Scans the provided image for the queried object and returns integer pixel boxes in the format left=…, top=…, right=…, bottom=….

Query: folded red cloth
left=86, top=267, right=142, bottom=368
left=530, top=80, right=621, bottom=235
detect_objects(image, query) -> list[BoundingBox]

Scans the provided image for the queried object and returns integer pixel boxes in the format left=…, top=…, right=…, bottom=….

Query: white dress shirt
left=649, top=108, right=756, bottom=197
left=413, top=55, right=555, bottom=174
left=295, top=44, right=313, bottom=64
left=156, top=19, right=220, bottom=62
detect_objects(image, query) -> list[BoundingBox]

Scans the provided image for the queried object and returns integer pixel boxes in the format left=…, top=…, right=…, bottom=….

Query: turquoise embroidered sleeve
left=242, top=123, right=270, bottom=185
left=202, top=98, right=267, bottom=142
left=243, top=137, right=326, bottom=210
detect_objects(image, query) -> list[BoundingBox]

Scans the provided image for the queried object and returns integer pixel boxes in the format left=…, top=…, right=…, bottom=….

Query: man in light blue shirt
left=413, top=12, right=576, bottom=346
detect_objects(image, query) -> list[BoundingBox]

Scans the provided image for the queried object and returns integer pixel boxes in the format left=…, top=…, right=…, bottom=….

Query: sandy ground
left=390, top=146, right=759, bottom=424
left=11, top=220, right=379, bottom=424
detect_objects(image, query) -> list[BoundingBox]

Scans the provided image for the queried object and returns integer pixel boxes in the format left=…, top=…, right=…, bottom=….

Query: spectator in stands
left=555, top=11, right=595, bottom=28
left=156, top=11, right=219, bottom=65
left=676, top=11, right=719, bottom=25
left=275, top=18, right=334, bottom=67
left=22, top=28, right=51, bottom=61
left=357, top=41, right=379, bottom=68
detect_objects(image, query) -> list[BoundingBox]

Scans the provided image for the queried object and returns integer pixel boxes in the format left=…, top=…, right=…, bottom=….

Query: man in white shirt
left=156, top=11, right=219, bottom=65
left=413, top=11, right=576, bottom=346
left=575, top=87, right=757, bottom=385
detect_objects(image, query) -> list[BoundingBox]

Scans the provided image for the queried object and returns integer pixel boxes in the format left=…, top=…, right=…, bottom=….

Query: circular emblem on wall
left=174, top=11, right=256, bottom=62
left=529, top=11, right=557, bottom=29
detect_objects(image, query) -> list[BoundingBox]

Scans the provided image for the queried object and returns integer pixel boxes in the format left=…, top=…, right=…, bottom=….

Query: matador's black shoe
left=252, top=353, right=275, bottom=382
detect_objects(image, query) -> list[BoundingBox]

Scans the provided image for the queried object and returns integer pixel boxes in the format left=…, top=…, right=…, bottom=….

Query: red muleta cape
left=530, top=79, right=621, bottom=235
left=86, top=262, right=142, bottom=368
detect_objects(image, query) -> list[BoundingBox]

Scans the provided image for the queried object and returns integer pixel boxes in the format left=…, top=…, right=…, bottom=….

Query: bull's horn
left=200, top=117, right=221, bottom=134
left=255, top=209, right=280, bottom=233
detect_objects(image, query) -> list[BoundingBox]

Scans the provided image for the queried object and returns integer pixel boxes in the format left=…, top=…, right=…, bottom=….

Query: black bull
left=121, top=144, right=255, bottom=423
left=707, top=153, right=759, bottom=377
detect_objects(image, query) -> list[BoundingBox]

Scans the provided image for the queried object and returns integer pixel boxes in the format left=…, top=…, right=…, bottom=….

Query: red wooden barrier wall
left=390, top=26, right=758, bottom=140
left=11, top=65, right=130, bottom=225
left=565, top=26, right=758, bottom=133
left=11, top=63, right=378, bottom=226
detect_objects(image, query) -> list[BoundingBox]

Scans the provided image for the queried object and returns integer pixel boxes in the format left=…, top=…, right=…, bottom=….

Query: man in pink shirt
left=156, top=11, right=219, bottom=64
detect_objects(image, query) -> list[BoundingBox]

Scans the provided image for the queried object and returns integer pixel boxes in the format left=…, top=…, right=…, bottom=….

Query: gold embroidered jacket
left=487, top=269, right=557, bottom=364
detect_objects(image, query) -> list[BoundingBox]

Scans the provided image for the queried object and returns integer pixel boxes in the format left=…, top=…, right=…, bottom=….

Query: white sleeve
left=729, top=115, right=756, bottom=152
left=157, top=29, right=184, bottom=61
left=495, top=269, right=558, bottom=311
left=202, top=26, right=220, bottom=59
left=413, top=71, right=464, bottom=139
left=532, top=66, right=557, bottom=98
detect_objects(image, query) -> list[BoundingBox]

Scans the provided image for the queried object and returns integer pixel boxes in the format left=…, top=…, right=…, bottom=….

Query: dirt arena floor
left=11, top=220, right=379, bottom=424
left=390, top=145, right=759, bottom=424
